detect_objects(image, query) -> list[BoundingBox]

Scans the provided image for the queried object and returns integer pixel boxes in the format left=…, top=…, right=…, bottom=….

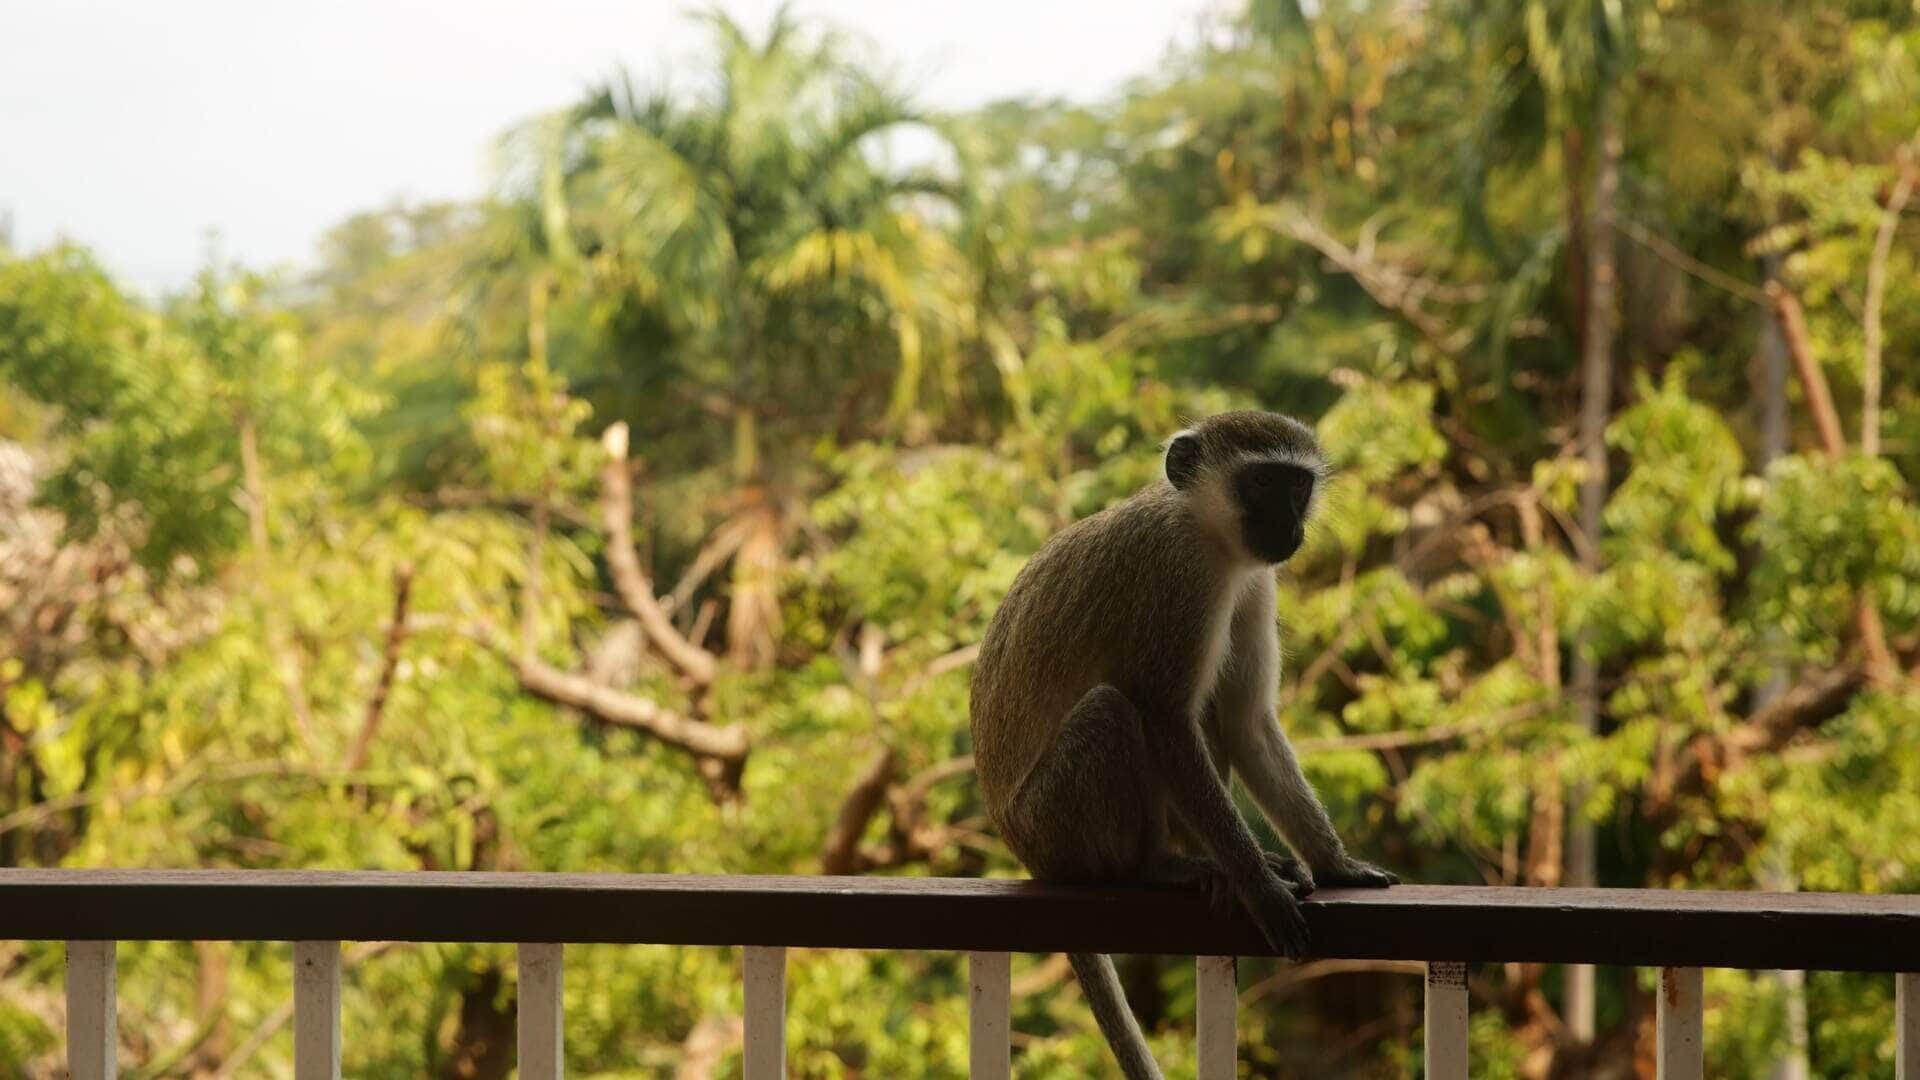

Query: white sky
left=0, top=1, right=1223, bottom=293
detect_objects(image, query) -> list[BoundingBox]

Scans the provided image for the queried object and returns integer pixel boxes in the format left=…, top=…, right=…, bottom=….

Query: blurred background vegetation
left=3, top=0, right=1919, bottom=1076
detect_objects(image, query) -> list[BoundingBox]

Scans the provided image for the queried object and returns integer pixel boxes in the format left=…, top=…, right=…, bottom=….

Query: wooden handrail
left=5, top=870, right=1918, bottom=972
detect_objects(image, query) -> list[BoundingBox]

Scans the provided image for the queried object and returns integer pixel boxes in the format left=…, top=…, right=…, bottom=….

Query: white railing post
left=968, top=951, right=1011, bottom=1080
left=1424, top=961, right=1468, bottom=1080
left=1657, top=966, right=1703, bottom=1080
left=743, top=946, right=786, bottom=1080
left=65, top=940, right=116, bottom=1080
left=517, top=943, right=564, bottom=1080
left=1195, top=955, right=1237, bottom=1080
left=294, top=941, right=342, bottom=1080
left=1897, top=971, right=1918, bottom=1080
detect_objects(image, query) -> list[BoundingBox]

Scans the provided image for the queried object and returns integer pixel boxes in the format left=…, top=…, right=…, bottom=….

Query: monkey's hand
left=1263, top=851, right=1315, bottom=898
left=1236, top=869, right=1311, bottom=960
left=1312, top=856, right=1398, bottom=889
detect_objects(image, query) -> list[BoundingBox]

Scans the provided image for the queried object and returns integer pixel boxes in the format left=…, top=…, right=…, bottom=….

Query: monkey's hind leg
left=1007, top=684, right=1162, bottom=882
left=1010, top=685, right=1177, bottom=1080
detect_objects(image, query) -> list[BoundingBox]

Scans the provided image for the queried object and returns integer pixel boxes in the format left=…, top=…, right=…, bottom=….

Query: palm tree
left=529, top=6, right=974, bottom=666
left=571, top=6, right=968, bottom=455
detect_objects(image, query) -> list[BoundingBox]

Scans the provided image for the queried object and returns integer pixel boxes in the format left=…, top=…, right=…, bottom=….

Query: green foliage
left=3, top=2, right=1919, bottom=1076
left=1748, top=454, right=1920, bottom=655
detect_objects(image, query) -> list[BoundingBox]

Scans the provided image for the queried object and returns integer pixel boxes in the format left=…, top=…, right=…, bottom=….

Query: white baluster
left=1424, top=961, right=1468, bottom=1080
left=518, top=943, right=564, bottom=1080
left=968, top=952, right=1011, bottom=1080
left=65, top=941, right=116, bottom=1080
left=294, top=941, right=342, bottom=1080
left=1897, top=972, right=1918, bottom=1080
left=1656, top=966, right=1703, bottom=1080
left=743, top=946, right=787, bottom=1080
left=1196, top=956, right=1237, bottom=1080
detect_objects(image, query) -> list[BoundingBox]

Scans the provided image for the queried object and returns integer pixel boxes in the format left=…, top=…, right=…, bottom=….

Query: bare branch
left=1274, top=210, right=1478, bottom=353
left=601, top=423, right=720, bottom=684
left=1616, top=219, right=1766, bottom=305
left=1766, top=281, right=1898, bottom=684
left=1240, top=959, right=1425, bottom=1006
left=821, top=746, right=897, bottom=875
left=1647, top=664, right=1867, bottom=820
left=896, top=643, right=980, bottom=699
left=508, top=649, right=748, bottom=763
left=344, top=564, right=415, bottom=773
left=1862, top=139, right=1917, bottom=458
left=1766, top=282, right=1849, bottom=458
left=899, top=753, right=974, bottom=804
left=1725, top=665, right=1868, bottom=757
left=212, top=942, right=403, bottom=1078
left=667, top=516, right=752, bottom=615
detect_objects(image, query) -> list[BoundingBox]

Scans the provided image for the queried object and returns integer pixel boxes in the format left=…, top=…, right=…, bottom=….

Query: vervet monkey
left=970, top=410, right=1396, bottom=1080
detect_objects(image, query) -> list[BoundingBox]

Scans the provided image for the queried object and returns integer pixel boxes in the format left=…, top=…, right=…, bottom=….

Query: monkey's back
left=969, top=482, right=1225, bottom=816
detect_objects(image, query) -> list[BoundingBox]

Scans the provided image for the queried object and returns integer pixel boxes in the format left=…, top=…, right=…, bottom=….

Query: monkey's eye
left=1237, top=463, right=1315, bottom=509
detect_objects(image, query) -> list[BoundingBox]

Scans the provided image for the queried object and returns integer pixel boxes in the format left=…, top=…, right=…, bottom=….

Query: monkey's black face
left=1233, top=461, right=1316, bottom=563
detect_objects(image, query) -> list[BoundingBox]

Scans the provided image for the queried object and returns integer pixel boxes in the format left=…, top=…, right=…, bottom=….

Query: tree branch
left=1765, top=282, right=1848, bottom=458
left=600, top=423, right=719, bottom=685
left=820, top=746, right=897, bottom=875
left=508, top=649, right=748, bottom=764
left=1274, top=210, right=1478, bottom=353
left=211, top=942, right=403, bottom=1078
left=667, top=515, right=752, bottom=617
left=344, top=564, right=415, bottom=773
left=1862, top=138, right=1917, bottom=459
left=1616, top=219, right=1766, bottom=305
left=1240, top=959, right=1425, bottom=1007
left=1766, top=280, right=1897, bottom=684
left=1646, top=664, right=1866, bottom=821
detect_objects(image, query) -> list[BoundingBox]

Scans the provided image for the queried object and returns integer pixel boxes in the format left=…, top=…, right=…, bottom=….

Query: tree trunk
left=188, top=941, right=231, bottom=1077
left=1565, top=81, right=1620, bottom=1047
left=438, top=966, right=515, bottom=1080
left=1564, top=126, right=1590, bottom=348
left=1755, top=255, right=1810, bottom=1080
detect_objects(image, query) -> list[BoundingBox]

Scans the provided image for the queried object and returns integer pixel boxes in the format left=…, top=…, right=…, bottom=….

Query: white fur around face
left=1185, top=466, right=1248, bottom=560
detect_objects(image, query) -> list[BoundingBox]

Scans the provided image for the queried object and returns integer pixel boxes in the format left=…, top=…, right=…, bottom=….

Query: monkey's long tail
left=1066, top=952, right=1165, bottom=1080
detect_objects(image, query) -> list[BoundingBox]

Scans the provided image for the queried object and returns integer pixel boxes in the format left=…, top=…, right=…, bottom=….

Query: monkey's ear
left=1165, top=433, right=1203, bottom=491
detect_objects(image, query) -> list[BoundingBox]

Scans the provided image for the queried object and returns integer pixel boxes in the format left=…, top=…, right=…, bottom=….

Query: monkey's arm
left=1136, top=698, right=1310, bottom=957
left=1227, top=719, right=1394, bottom=887
left=1220, top=582, right=1396, bottom=888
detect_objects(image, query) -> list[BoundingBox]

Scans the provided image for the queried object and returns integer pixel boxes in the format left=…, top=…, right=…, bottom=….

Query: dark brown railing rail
left=3, top=870, right=1918, bottom=969
left=4, top=870, right=1916, bottom=1080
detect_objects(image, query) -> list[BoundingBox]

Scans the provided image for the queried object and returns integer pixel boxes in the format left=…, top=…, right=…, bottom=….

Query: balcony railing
left=4, top=870, right=1918, bottom=1079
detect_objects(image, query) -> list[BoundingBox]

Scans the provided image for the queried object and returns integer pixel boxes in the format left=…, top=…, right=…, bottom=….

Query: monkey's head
left=1164, top=411, right=1327, bottom=565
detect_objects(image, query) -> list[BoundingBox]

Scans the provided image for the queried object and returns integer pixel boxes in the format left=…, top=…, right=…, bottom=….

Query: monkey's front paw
left=1263, top=851, right=1315, bottom=898
left=1238, top=872, right=1311, bottom=960
left=1314, top=858, right=1398, bottom=889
